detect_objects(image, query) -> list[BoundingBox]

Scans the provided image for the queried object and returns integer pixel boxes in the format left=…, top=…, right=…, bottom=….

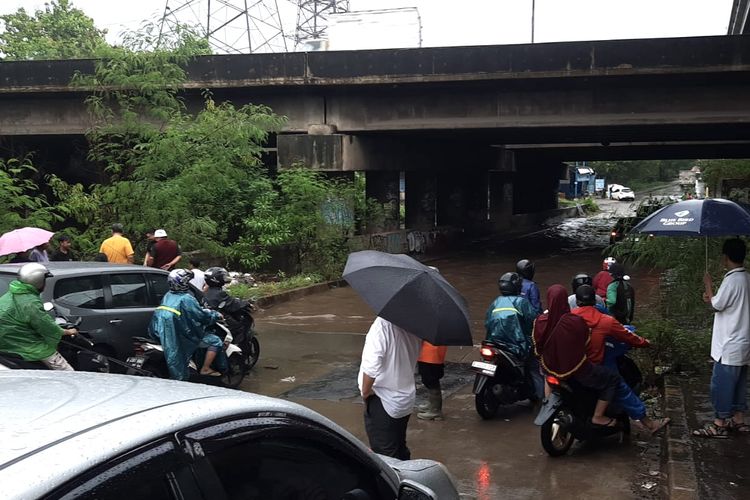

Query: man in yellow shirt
left=99, top=223, right=134, bottom=264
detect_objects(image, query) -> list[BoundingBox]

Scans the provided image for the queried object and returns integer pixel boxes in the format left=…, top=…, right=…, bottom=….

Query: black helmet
left=204, top=267, right=230, bottom=287
left=498, top=272, right=522, bottom=296
left=571, top=273, right=592, bottom=293
left=609, top=263, right=625, bottom=280
left=575, top=284, right=596, bottom=306
left=516, top=259, right=535, bottom=280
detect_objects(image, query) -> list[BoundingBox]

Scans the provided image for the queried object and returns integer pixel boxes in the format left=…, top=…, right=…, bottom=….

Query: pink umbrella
left=0, top=227, right=54, bottom=256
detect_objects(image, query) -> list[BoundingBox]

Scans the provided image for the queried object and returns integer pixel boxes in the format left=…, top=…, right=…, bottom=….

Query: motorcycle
left=126, top=320, right=246, bottom=388
left=211, top=298, right=260, bottom=374
left=0, top=303, right=109, bottom=373
left=534, top=338, right=639, bottom=457
left=470, top=340, right=537, bottom=419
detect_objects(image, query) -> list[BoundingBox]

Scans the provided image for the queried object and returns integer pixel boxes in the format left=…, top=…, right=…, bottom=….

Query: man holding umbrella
left=345, top=250, right=473, bottom=459
left=695, top=238, right=750, bottom=438
left=358, top=317, right=422, bottom=459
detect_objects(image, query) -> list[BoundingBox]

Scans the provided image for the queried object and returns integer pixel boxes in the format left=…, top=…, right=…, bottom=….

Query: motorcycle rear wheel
left=222, top=353, right=246, bottom=389
left=541, top=409, right=575, bottom=457
left=475, top=385, right=500, bottom=420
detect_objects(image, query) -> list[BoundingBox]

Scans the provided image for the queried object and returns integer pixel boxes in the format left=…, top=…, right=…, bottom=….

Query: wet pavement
left=240, top=197, right=665, bottom=499
left=680, top=376, right=750, bottom=500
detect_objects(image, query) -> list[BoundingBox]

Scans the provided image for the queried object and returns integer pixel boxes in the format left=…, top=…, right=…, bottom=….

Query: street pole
left=531, top=0, right=535, bottom=43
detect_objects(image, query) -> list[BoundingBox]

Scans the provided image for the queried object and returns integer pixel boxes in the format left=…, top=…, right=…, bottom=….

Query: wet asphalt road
left=240, top=198, right=664, bottom=499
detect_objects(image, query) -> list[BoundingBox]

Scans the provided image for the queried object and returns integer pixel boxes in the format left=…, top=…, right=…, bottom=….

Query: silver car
left=0, top=371, right=459, bottom=500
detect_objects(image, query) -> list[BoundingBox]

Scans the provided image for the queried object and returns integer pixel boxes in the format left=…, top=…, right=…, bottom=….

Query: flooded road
left=242, top=199, right=663, bottom=499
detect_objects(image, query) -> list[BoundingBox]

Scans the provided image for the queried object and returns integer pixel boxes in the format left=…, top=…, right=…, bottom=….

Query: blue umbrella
left=631, top=198, right=750, bottom=270
left=631, top=198, right=750, bottom=237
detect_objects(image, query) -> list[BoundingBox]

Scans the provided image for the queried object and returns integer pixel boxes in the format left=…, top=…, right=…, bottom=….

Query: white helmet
left=603, top=257, right=616, bottom=270
left=18, top=263, right=50, bottom=291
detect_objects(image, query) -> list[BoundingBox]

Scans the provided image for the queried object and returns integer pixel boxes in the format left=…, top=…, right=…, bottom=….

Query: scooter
left=470, top=340, right=537, bottom=419
left=0, top=304, right=109, bottom=373
left=211, top=298, right=260, bottom=373
left=534, top=338, right=639, bottom=457
left=126, top=321, right=245, bottom=388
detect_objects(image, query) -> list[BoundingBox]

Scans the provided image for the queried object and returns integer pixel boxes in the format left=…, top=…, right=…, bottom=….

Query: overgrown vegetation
left=0, top=3, right=381, bottom=282
left=228, top=273, right=325, bottom=301
left=610, top=236, right=723, bottom=375
left=590, top=159, right=694, bottom=187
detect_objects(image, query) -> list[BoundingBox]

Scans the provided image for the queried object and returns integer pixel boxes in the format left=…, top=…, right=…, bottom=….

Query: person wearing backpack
left=606, top=263, right=635, bottom=325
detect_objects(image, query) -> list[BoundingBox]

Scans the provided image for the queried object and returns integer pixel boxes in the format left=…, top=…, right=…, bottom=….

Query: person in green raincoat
left=485, top=271, right=542, bottom=399
left=148, top=269, right=224, bottom=381
left=0, top=263, right=78, bottom=370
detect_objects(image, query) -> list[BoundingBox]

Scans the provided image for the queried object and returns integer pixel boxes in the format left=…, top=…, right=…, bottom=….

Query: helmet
left=609, top=263, right=625, bottom=279
left=498, top=272, right=522, bottom=296
left=571, top=273, right=592, bottom=293
left=204, top=267, right=230, bottom=288
left=603, top=257, right=616, bottom=270
left=168, top=269, right=194, bottom=292
left=516, top=259, right=535, bottom=280
left=575, top=284, right=596, bottom=306
left=18, top=263, right=50, bottom=291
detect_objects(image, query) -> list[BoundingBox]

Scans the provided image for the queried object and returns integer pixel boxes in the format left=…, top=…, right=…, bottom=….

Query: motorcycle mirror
left=43, top=302, right=54, bottom=312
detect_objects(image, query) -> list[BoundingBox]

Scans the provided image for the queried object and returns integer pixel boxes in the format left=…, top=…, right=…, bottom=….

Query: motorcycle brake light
left=133, top=345, right=145, bottom=356
left=479, top=347, right=495, bottom=359
left=546, top=375, right=560, bottom=386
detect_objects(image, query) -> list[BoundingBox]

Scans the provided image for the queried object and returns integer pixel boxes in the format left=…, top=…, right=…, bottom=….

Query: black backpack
left=610, top=280, right=635, bottom=325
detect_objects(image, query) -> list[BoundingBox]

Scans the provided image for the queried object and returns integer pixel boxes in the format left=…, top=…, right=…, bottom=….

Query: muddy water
left=245, top=210, right=662, bottom=499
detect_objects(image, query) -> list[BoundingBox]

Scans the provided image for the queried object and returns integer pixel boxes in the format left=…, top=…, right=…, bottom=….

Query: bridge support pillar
left=405, top=171, right=437, bottom=229
left=366, top=171, right=401, bottom=231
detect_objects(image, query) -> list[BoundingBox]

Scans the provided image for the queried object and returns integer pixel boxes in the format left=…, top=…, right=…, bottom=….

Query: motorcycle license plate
left=471, top=361, right=497, bottom=376
left=126, top=356, right=145, bottom=369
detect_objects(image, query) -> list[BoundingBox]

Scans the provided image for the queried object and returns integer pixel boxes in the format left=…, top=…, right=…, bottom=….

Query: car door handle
left=109, top=319, right=123, bottom=325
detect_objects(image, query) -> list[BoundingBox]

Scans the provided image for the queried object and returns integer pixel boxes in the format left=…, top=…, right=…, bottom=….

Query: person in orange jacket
left=417, top=341, right=448, bottom=420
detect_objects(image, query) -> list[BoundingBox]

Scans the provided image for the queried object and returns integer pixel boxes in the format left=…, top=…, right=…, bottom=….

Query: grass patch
left=558, top=198, right=578, bottom=208
left=228, top=273, right=325, bottom=300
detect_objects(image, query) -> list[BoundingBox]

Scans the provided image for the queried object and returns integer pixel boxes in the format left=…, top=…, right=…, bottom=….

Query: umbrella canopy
left=631, top=198, right=750, bottom=237
left=343, top=250, right=473, bottom=346
left=0, top=227, right=54, bottom=256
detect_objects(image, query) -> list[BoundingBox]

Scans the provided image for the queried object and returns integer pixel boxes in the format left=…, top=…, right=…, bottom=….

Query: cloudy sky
left=0, top=0, right=736, bottom=50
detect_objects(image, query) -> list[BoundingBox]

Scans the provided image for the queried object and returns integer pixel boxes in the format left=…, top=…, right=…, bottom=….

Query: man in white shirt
left=358, top=316, right=422, bottom=459
left=696, top=238, right=750, bottom=438
left=189, top=258, right=206, bottom=291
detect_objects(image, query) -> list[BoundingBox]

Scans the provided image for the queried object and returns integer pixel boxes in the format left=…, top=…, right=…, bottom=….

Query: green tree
left=0, top=157, right=58, bottom=233
left=0, top=0, right=107, bottom=60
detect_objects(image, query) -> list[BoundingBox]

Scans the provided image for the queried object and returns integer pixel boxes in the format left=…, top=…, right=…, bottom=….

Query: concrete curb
left=254, top=279, right=347, bottom=309
left=662, top=376, right=699, bottom=500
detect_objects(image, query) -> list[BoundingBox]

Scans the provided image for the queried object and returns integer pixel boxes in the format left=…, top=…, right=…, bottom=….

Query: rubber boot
left=417, top=388, right=443, bottom=420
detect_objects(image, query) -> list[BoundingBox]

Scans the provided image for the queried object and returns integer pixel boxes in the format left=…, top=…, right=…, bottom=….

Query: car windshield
left=622, top=188, right=633, bottom=193
left=0, top=273, right=13, bottom=295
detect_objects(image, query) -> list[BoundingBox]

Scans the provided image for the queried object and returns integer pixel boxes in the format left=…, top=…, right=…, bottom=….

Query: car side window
left=109, top=274, right=149, bottom=308
left=146, top=273, right=169, bottom=306
left=203, top=435, right=380, bottom=500
left=54, top=441, right=186, bottom=500
left=54, top=276, right=105, bottom=309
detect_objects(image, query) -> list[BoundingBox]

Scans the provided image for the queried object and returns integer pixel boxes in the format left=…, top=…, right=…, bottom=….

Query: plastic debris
left=641, top=482, right=657, bottom=491
left=280, top=376, right=296, bottom=383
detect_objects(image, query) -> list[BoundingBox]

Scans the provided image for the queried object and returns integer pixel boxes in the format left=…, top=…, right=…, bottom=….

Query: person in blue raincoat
left=516, top=259, right=542, bottom=315
left=149, top=269, right=225, bottom=380
left=485, top=272, right=543, bottom=399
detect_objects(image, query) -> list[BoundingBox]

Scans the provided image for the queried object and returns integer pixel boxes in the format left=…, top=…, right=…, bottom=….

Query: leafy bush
left=228, top=273, right=324, bottom=300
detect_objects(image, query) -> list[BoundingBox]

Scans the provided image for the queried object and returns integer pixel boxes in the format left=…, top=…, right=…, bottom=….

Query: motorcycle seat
left=132, top=336, right=157, bottom=344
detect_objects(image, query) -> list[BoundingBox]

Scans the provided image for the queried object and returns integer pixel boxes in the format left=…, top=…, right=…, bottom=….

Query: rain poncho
left=148, top=291, right=222, bottom=380
left=0, top=280, right=64, bottom=361
left=484, top=294, right=537, bottom=360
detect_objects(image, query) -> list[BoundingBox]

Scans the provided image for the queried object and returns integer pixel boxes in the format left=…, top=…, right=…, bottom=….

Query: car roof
left=0, top=371, right=384, bottom=498
left=0, top=262, right=168, bottom=276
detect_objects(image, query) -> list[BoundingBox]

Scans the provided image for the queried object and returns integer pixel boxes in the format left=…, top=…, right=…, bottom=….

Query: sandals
left=693, top=422, right=729, bottom=439
left=649, top=417, right=671, bottom=435
left=200, top=370, right=223, bottom=377
left=728, top=420, right=750, bottom=433
left=591, top=417, right=619, bottom=429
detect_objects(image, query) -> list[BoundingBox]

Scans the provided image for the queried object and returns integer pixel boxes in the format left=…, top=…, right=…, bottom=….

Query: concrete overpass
left=2, top=35, right=750, bottom=232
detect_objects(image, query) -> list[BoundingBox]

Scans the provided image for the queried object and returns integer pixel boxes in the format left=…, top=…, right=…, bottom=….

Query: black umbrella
left=343, top=250, right=473, bottom=346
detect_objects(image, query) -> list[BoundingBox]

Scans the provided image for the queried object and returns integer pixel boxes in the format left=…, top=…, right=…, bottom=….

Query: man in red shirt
left=147, top=229, right=182, bottom=271
left=593, top=257, right=616, bottom=299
